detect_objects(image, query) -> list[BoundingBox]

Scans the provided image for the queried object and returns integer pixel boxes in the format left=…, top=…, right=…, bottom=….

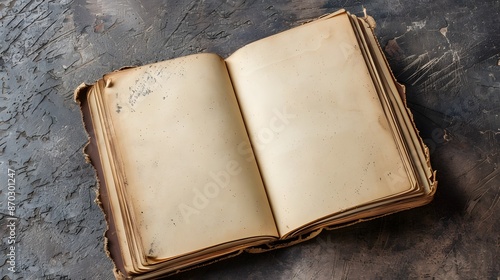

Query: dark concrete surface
left=0, top=0, right=498, bottom=279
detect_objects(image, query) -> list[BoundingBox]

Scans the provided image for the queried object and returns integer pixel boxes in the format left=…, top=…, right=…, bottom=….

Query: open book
left=75, top=9, right=437, bottom=279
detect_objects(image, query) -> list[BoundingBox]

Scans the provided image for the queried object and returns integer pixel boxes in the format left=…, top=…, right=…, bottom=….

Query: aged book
left=75, top=9, right=437, bottom=279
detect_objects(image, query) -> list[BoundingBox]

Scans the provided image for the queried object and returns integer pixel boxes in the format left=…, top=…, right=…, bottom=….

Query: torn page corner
left=362, top=7, right=377, bottom=29
left=74, top=83, right=91, bottom=103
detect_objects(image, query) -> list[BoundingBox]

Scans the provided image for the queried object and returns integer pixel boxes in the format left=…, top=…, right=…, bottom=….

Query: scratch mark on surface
left=30, top=24, right=71, bottom=59
left=479, top=130, right=500, bottom=135
left=341, top=260, right=350, bottom=280
left=401, top=48, right=464, bottom=94
left=62, top=52, right=106, bottom=76
left=161, top=1, right=198, bottom=49
left=478, top=189, right=499, bottom=225
left=465, top=168, right=500, bottom=217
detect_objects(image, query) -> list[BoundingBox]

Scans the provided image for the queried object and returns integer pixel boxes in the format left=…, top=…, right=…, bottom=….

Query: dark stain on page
left=128, top=69, right=158, bottom=107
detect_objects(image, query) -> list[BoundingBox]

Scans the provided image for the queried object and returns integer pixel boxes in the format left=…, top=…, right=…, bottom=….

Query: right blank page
left=226, top=12, right=413, bottom=236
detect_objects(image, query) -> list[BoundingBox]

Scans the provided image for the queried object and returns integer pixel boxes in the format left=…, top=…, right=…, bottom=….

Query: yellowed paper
left=98, top=54, right=278, bottom=262
left=226, top=13, right=413, bottom=236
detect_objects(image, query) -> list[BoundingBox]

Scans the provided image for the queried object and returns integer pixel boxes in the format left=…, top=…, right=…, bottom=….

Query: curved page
left=100, top=54, right=277, bottom=261
left=226, top=13, right=412, bottom=236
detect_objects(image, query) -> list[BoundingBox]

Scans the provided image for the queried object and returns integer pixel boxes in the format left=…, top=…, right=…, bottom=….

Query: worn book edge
left=356, top=12, right=437, bottom=192
left=75, top=83, right=127, bottom=279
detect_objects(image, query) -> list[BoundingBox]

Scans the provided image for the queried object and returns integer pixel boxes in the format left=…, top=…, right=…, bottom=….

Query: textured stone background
left=0, top=0, right=498, bottom=279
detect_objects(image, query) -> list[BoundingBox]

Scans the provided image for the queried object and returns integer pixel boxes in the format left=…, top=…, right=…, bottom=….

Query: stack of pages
left=75, top=9, right=437, bottom=279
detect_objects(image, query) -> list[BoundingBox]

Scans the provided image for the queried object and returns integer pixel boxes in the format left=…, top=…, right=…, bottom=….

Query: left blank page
left=99, top=54, right=278, bottom=262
